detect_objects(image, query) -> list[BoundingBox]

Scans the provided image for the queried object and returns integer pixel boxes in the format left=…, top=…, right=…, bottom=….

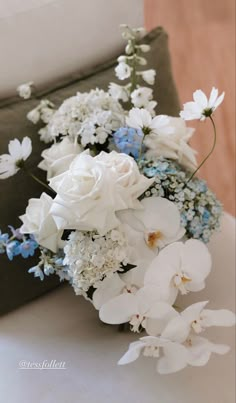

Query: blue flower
left=8, top=226, right=24, bottom=240
left=0, top=231, right=9, bottom=254
left=113, top=127, right=144, bottom=159
left=28, top=265, right=44, bottom=281
left=5, top=240, right=21, bottom=260
left=18, top=239, right=38, bottom=258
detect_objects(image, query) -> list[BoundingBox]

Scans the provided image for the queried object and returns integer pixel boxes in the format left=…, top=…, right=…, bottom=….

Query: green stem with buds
left=185, top=115, right=217, bottom=184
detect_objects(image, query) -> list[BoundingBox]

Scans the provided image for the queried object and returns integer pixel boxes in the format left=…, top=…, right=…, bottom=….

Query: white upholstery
left=0, top=213, right=235, bottom=403
left=0, top=0, right=143, bottom=99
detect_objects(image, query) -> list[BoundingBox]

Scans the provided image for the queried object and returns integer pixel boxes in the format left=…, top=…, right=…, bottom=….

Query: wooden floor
left=145, top=0, right=235, bottom=215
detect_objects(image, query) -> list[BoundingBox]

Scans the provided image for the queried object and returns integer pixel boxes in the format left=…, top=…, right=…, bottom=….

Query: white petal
left=161, top=315, right=190, bottom=343
left=193, top=89, right=208, bottom=109
left=157, top=342, right=189, bottom=374
left=99, top=293, right=138, bottom=324
left=22, top=137, right=32, bottom=160
left=201, top=309, right=236, bottom=328
left=214, top=91, right=225, bottom=109
left=182, top=239, right=211, bottom=282
left=92, top=273, right=124, bottom=310
left=208, top=87, right=218, bottom=108
left=118, top=341, right=145, bottom=365
left=181, top=301, right=209, bottom=324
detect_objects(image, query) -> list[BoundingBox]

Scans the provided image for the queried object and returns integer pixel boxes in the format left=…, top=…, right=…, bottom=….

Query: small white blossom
left=115, top=62, right=131, bottom=80
left=27, top=108, right=41, bottom=124
left=141, top=69, right=156, bottom=85
left=108, top=83, right=129, bottom=102
left=0, top=137, right=32, bottom=179
left=180, top=87, right=225, bottom=121
left=63, top=228, right=129, bottom=295
left=17, top=81, right=33, bottom=99
left=131, top=87, right=153, bottom=108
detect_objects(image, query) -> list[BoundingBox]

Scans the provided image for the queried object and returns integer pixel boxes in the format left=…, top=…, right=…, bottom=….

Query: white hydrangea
left=46, top=89, right=125, bottom=146
left=63, top=228, right=129, bottom=296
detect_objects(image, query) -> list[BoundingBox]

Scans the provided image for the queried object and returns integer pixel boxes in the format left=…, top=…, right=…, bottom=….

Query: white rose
left=144, top=117, right=197, bottom=171
left=38, top=137, right=82, bottom=179
left=49, top=151, right=121, bottom=235
left=95, top=151, right=154, bottom=209
left=19, top=193, right=63, bottom=252
left=17, top=81, right=33, bottom=99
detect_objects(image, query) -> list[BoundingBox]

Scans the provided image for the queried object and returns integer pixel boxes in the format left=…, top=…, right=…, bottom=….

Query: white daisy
left=180, top=87, right=225, bottom=121
left=0, top=137, right=32, bottom=179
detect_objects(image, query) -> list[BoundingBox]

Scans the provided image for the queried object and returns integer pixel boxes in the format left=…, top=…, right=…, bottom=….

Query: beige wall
left=145, top=0, right=235, bottom=215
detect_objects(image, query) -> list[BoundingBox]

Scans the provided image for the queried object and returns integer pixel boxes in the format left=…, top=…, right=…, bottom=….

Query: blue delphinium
left=0, top=226, right=39, bottom=260
left=139, top=157, right=223, bottom=243
left=113, top=127, right=144, bottom=159
left=18, top=238, right=38, bottom=258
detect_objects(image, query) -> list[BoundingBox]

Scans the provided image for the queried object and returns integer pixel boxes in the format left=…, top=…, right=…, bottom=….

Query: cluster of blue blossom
left=28, top=248, right=69, bottom=282
left=139, top=158, right=222, bottom=242
left=0, top=226, right=38, bottom=260
left=113, top=127, right=144, bottom=159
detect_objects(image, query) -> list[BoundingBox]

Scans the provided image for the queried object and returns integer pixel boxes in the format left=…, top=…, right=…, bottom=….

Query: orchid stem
left=185, top=115, right=217, bottom=184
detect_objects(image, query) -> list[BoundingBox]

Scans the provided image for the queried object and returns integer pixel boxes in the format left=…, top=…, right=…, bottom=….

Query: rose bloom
left=20, top=193, right=63, bottom=252
left=49, top=150, right=152, bottom=235
left=38, top=137, right=82, bottom=179
left=95, top=151, right=153, bottom=209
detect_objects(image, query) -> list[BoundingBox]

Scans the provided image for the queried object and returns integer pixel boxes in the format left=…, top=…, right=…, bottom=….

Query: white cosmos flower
left=141, top=69, right=156, bottom=85
left=144, top=117, right=198, bottom=171
left=131, top=87, right=153, bottom=108
left=115, top=62, right=131, bottom=80
left=93, top=265, right=147, bottom=310
left=180, top=87, right=225, bottom=121
left=17, top=81, right=33, bottom=99
left=0, top=137, right=32, bottom=179
left=99, top=285, right=175, bottom=334
left=126, top=108, right=174, bottom=136
left=118, top=197, right=185, bottom=267
left=108, top=83, right=129, bottom=102
left=145, top=239, right=211, bottom=303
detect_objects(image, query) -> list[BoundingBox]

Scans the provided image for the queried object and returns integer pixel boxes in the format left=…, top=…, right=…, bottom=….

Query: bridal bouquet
left=0, top=25, right=235, bottom=374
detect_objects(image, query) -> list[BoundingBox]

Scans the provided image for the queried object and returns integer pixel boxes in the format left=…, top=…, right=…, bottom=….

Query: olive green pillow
left=0, top=27, right=180, bottom=315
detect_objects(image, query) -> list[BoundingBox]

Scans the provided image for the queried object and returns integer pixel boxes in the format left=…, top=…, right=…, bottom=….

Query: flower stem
left=23, top=168, right=55, bottom=194
left=185, top=115, right=217, bottom=184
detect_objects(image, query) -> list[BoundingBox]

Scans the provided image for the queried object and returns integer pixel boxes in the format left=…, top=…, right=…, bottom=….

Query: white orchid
left=0, top=137, right=32, bottom=179
left=145, top=239, right=211, bottom=303
left=126, top=108, right=174, bottom=136
left=118, top=301, right=235, bottom=374
left=180, top=87, right=225, bottom=121
left=99, top=285, right=176, bottom=334
left=93, top=265, right=146, bottom=310
left=118, top=197, right=185, bottom=267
